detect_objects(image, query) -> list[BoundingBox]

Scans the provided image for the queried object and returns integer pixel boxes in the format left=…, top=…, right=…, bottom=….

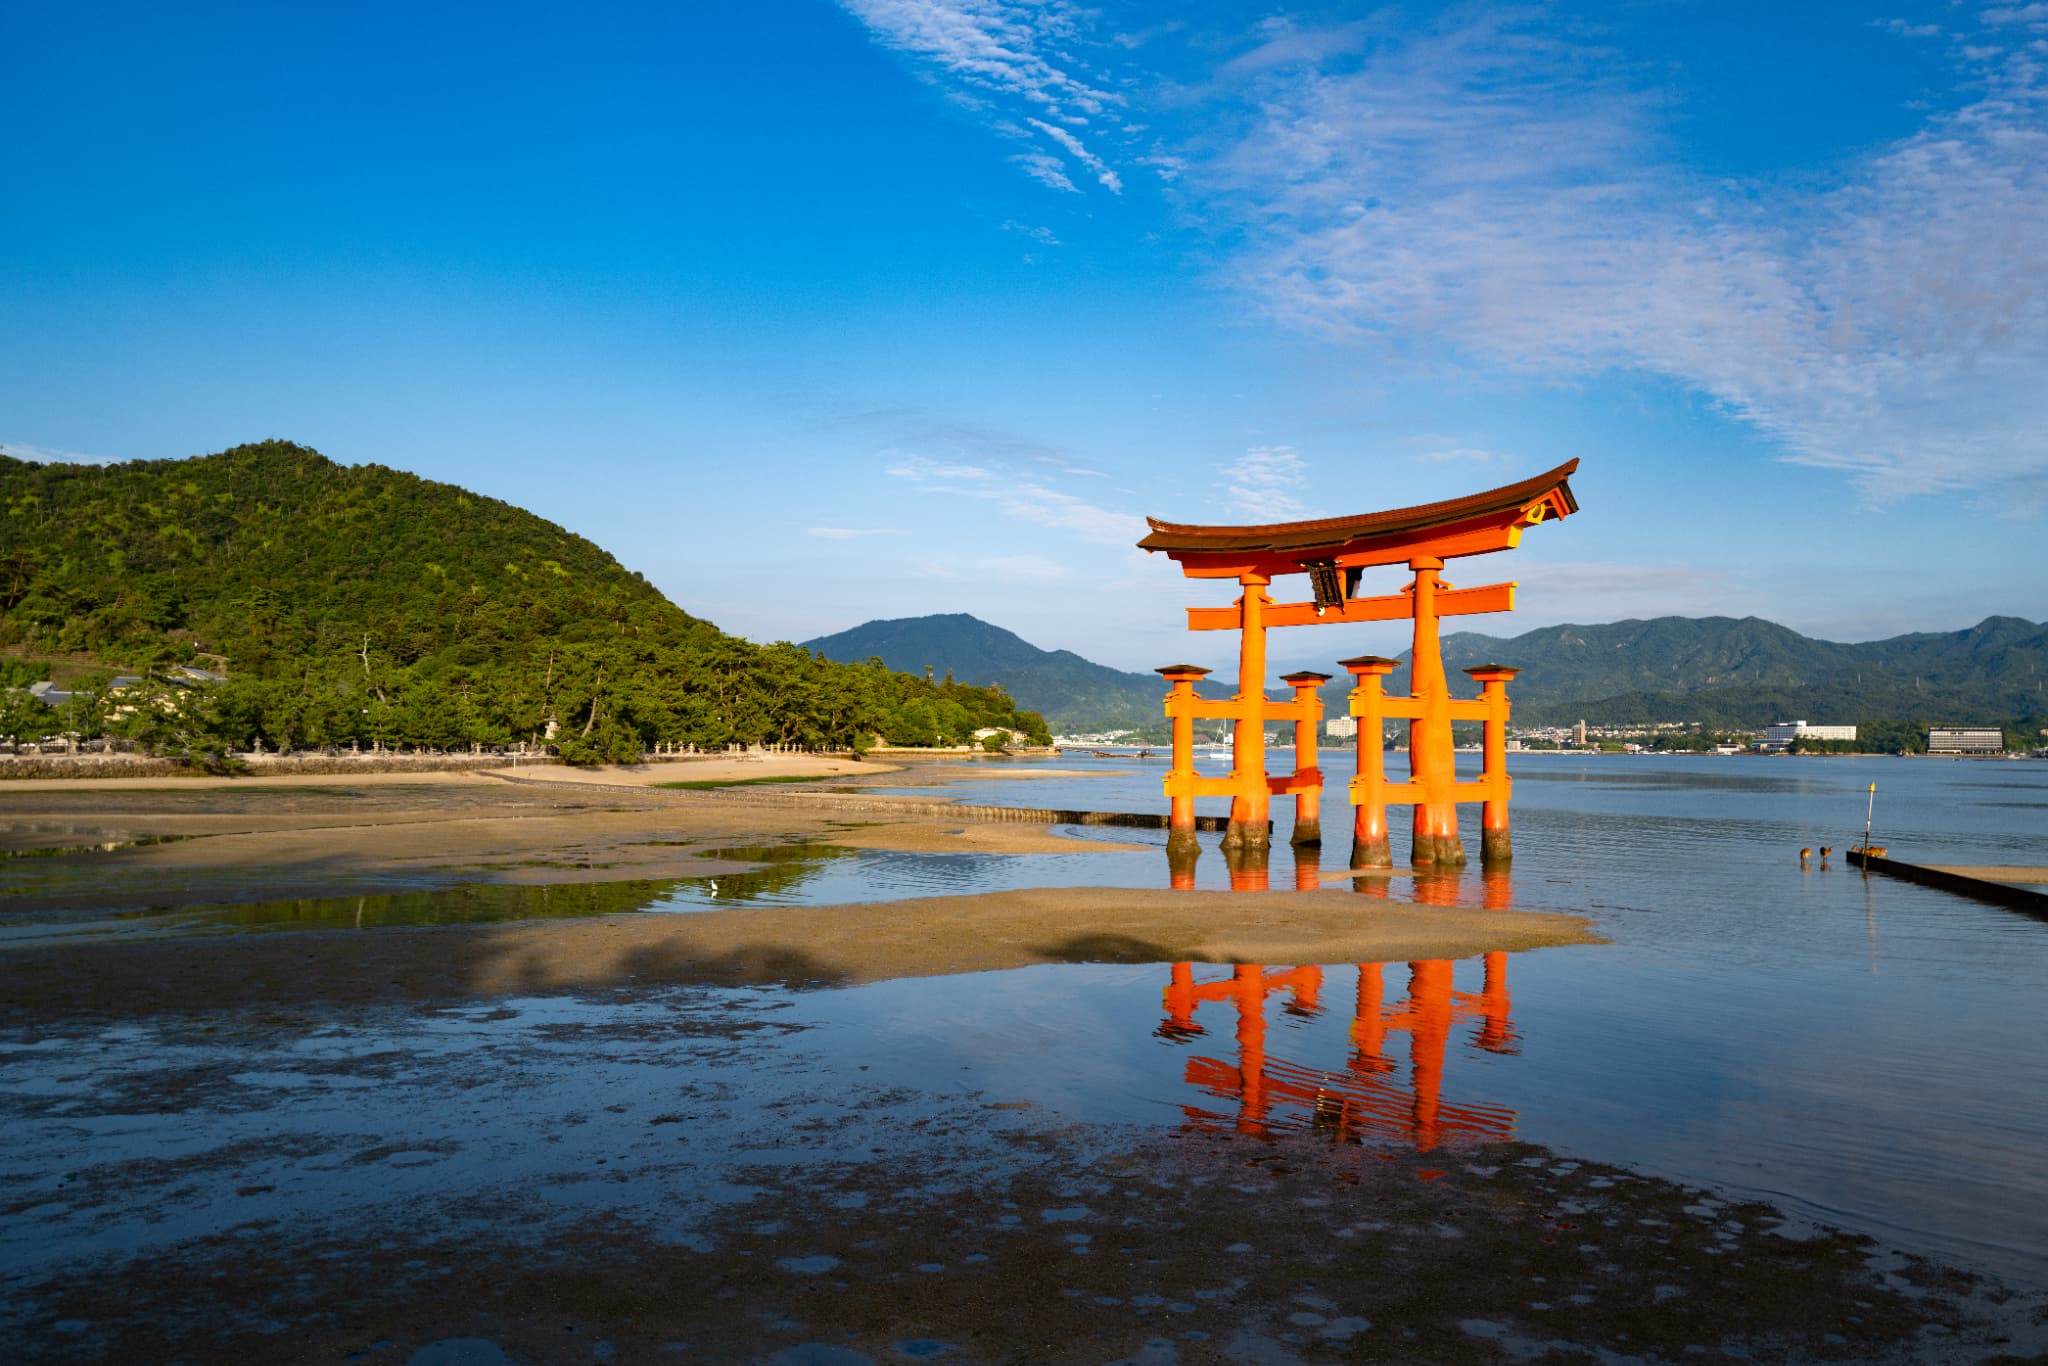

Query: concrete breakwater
left=1848, top=848, right=2048, bottom=915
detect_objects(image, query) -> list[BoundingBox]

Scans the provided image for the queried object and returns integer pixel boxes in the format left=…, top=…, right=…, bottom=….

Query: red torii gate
left=1141, top=461, right=1580, bottom=869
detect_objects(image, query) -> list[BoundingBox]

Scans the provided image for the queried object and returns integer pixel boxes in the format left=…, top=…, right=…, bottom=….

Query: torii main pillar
left=1141, top=460, right=1580, bottom=872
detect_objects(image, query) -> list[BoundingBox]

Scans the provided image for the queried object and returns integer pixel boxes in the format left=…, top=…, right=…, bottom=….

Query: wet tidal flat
left=4, top=757, right=2048, bottom=1361
left=4, top=979, right=2040, bottom=1364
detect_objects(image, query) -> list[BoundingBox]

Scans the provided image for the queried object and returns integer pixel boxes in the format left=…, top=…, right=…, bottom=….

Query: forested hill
left=0, top=442, right=1048, bottom=759
left=804, top=610, right=2047, bottom=735
left=1432, top=614, right=2048, bottom=725
left=801, top=613, right=1219, bottom=732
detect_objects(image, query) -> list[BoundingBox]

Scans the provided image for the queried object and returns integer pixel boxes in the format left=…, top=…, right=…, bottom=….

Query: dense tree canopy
left=0, top=442, right=1049, bottom=761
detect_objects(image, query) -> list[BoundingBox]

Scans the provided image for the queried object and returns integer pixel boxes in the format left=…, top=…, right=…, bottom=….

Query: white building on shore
left=1928, top=726, right=2004, bottom=755
left=1763, top=720, right=1856, bottom=748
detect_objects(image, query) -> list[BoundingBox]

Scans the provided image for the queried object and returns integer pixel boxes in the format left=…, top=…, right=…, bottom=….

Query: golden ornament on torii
left=1139, top=459, right=1581, bottom=871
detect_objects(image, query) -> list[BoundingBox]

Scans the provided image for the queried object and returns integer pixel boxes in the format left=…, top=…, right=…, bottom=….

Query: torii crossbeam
left=1140, top=460, right=1580, bottom=869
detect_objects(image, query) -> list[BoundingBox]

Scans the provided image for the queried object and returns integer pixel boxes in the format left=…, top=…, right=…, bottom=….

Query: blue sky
left=4, top=1, right=2044, bottom=673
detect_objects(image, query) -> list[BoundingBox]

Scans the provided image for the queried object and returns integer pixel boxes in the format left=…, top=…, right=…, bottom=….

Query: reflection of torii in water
left=1157, top=954, right=1518, bottom=1151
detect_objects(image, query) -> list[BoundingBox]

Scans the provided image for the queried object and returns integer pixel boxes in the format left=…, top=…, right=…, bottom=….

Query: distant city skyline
left=4, top=1, right=2043, bottom=674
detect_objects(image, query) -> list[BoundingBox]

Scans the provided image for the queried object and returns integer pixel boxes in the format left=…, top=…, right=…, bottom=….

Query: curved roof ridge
left=1143, top=458, right=1579, bottom=538
left=1138, top=459, right=1579, bottom=558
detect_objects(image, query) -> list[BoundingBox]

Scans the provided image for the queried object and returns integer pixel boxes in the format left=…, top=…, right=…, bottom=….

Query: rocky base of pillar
left=1480, top=827, right=1512, bottom=868
left=1349, top=836, right=1393, bottom=869
left=1166, top=826, right=1202, bottom=858
left=1411, top=833, right=1468, bottom=869
left=1290, top=819, right=1321, bottom=848
left=1219, top=820, right=1271, bottom=854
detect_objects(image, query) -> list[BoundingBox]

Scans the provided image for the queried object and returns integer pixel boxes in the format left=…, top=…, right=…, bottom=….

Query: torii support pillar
left=1157, top=665, right=1212, bottom=866
left=1221, top=575, right=1273, bottom=855
left=1463, top=664, right=1520, bottom=869
left=1406, top=557, right=1466, bottom=870
left=1278, top=670, right=1331, bottom=847
left=1340, top=655, right=1398, bottom=870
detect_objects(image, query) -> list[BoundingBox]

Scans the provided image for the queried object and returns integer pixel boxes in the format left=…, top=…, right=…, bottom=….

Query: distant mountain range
left=801, top=614, right=1226, bottom=733
left=804, top=612, right=2048, bottom=731
left=1437, top=614, right=2048, bottom=725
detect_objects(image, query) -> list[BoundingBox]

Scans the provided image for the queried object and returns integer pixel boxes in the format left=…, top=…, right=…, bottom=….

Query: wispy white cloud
left=808, top=526, right=903, bottom=539
left=1193, top=14, right=2048, bottom=504
left=1001, top=219, right=1062, bottom=246
left=1221, top=445, right=1308, bottom=521
left=1451, top=559, right=1764, bottom=630
left=848, top=407, right=1105, bottom=478
left=1981, top=3, right=2048, bottom=26
left=977, top=553, right=1074, bottom=583
left=1027, top=118, right=1122, bottom=193
left=1217, top=15, right=1377, bottom=78
left=887, top=453, right=1144, bottom=544
left=838, top=0, right=1112, bottom=118
left=884, top=456, right=997, bottom=481
left=1011, top=149, right=1078, bottom=192
left=838, top=0, right=1131, bottom=193
left=1, top=440, right=114, bottom=465
left=842, top=6, right=2048, bottom=507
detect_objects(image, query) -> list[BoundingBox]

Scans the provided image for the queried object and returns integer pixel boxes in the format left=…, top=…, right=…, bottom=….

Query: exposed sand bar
left=0, top=762, right=1151, bottom=912
left=0, top=887, right=1599, bottom=1020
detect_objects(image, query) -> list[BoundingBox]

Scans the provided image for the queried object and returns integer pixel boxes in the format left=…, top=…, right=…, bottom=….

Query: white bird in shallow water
left=707, top=879, right=719, bottom=897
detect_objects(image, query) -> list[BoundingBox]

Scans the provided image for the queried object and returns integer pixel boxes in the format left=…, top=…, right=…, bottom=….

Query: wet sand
left=20, top=1138, right=2038, bottom=1365
left=0, top=762, right=1147, bottom=912
left=0, top=887, right=1600, bottom=1020
left=5, top=975, right=2040, bottom=1365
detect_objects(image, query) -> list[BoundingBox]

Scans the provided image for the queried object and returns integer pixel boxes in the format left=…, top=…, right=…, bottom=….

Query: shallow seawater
left=4, top=752, right=2047, bottom=1291
left=842, top=752, right=2048, bottom=1281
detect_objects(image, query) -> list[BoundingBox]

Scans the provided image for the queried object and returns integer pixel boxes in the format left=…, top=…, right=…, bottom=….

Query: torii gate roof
left=1139, top=459, right=1579, bottom=577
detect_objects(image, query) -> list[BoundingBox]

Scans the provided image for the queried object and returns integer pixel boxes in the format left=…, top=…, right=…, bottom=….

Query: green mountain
left=1430, top=615, right=2048, bottom=726
left=803, top=610, right=2047, bottom=738
left=0, top=442, right=1048, bottom=761
left=801, top=613, right=1214, bottom=732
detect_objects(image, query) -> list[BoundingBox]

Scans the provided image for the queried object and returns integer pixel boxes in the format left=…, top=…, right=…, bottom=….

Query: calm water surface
left=831, top=751, right=2048, bottom=1282
left=5, top=752, right=2047, bottom=1286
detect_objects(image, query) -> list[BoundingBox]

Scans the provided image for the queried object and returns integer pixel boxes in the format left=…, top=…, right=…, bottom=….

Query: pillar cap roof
left=1462, top=663, right=1523, bottom=678
left=1280, top=670, right=1333, bottom=683
left=1140, top=459, right=1578, bottom=556
left=1155, top=664, right=1213, bottom=676
left=1337, top=654, right=1400, bottom=671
